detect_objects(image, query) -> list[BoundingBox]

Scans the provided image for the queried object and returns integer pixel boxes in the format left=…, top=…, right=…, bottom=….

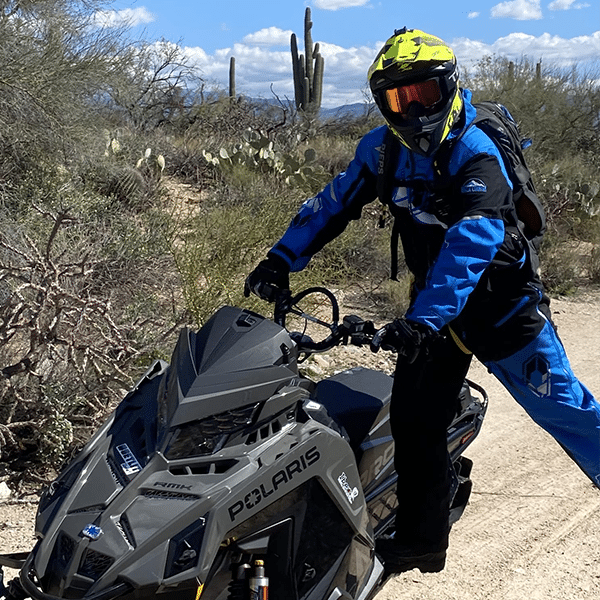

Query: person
left=244, top=27, right=600, bottom=574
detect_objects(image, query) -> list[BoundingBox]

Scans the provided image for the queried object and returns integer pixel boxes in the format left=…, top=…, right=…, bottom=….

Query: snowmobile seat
left=314, top=367, right=393, bottom=447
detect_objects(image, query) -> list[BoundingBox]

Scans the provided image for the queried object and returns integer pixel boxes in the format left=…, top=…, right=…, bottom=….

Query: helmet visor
left=384, top=79, right=442, bottom=115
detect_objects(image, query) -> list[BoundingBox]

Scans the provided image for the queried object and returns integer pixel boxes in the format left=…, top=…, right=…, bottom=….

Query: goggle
left=384, top=79, right=442, bottom=114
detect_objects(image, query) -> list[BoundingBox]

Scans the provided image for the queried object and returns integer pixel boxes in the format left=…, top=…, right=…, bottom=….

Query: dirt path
left=379, top=291, right=600, bottom=599
left=0, top=292, right=599, bottom=599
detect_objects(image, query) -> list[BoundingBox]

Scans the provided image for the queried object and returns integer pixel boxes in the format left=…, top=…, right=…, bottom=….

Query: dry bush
left=0, top=195, right=184, bottom=483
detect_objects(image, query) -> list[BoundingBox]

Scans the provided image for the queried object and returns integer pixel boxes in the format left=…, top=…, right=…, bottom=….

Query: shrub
left=464, top=56, right=600, bottom=291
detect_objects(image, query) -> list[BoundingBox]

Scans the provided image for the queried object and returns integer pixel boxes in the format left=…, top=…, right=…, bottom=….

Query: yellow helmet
left=368, top=28, right=463, bottom=156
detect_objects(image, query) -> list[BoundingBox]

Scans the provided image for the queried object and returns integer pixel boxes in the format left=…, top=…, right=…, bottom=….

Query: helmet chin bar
left=390, top=117, right=443, bottom=157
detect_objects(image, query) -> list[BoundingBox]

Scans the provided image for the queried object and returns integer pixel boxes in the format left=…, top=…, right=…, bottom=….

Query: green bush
left=171, top=122, right=398, bottom=328
left=464, top=56, right=600, bottom=291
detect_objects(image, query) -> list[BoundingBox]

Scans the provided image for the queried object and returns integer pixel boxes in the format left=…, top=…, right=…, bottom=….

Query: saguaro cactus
left=229, top=56, right=236, bottom=99
left=290, top=7, right=324, bottom=112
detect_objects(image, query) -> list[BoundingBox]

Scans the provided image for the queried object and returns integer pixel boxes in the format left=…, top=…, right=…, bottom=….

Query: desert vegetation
left=0, top=1, right=598, bottom=487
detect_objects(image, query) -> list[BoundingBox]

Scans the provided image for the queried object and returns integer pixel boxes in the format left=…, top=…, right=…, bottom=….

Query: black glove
left=244, top=253, right=290, bottom=302
left=370, top=317, right=437, bottom=363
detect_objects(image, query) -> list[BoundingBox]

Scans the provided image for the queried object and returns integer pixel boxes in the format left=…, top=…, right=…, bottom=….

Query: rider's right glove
left=370, top=317, right=438, bottom=363
left=244, top=253, right=290, bottom=302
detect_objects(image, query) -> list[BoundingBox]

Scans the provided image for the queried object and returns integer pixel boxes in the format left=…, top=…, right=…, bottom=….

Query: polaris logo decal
left=227, top=446, right=321, bottom=522
left=337, top=472, right=359, bottom=504
left=461, top=179, right=487, bottom=194
left=116, top=444, right=142, bottom=476
left=82, top=524, right=103, bottom=540
left=524, top=354, right=551, bottom=397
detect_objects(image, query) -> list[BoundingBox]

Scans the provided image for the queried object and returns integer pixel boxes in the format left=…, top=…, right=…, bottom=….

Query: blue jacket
left=270, top=90, right=548, bottom=361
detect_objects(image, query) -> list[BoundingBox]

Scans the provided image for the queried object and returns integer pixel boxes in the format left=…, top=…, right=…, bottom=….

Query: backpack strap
left=376, top=127, right=459, bottom=280
left=376, top=128, right=403, bottom=280
left=470, top=102, right=546, bottom=248
left=390, top=217, right=401, bottom=281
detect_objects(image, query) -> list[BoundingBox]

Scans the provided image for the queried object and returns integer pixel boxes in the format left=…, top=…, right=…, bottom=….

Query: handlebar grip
left=273, top=289, right=292, bottom=325
left=253, top=281, right=280, bottom=303
left=370, top=327, right=387, bottom=353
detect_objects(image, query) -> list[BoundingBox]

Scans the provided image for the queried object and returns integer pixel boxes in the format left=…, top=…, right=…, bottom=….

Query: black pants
left=390, top=331, right=472, bottom=550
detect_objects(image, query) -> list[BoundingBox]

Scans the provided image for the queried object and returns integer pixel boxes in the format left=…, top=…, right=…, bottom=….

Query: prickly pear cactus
left=203, top=129, right=327, bottom=192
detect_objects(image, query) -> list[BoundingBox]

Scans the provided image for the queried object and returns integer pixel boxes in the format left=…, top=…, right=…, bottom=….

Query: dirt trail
left=379, top=291, right=600, bottom=599
left=0, top=292, right=599, bottom=599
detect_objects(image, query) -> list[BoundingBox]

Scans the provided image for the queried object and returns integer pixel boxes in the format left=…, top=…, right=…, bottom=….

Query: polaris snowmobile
left=0, top=287, right=487, bottom=600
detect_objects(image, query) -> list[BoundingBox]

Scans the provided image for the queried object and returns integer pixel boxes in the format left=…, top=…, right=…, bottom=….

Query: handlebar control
left=342, top=315, right=376, bottom=346
left=254, top=281, right=286, bottom=304
left=370, top=327, right=388, bottom=353
left=266, top=286, right=394, bottom=357
left=271, top=286, right=385, bottom=357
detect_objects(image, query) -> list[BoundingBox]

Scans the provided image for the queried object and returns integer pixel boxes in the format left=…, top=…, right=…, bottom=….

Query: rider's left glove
left=244, top=253, right=290, bottom=302
left=370, top=317, right=438, bottom=363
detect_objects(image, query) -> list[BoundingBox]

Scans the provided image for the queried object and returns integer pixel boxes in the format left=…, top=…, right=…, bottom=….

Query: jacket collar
left=447, top=88, right=476, bottom=142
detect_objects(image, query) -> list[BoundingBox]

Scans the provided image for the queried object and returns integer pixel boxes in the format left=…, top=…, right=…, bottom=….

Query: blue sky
left=104, top=0, right=600, bottom=107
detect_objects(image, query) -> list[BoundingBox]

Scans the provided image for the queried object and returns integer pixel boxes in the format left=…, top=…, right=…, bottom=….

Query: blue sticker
left=116, top=443, right=142, bottom=476
left=82, top=524, right=103, bottom=540
left=461, top=179, right=487, bottom=194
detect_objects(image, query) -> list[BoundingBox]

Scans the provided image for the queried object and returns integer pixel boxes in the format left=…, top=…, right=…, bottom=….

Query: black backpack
left=377, top=101, right=546, bottom=280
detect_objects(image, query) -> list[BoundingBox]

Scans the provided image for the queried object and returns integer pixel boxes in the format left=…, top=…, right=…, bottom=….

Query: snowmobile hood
left=161, top=306, right=299, bottom=428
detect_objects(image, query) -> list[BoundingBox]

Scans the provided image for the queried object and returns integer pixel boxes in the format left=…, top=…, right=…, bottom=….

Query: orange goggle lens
left=385, top=80, right=442, bottom=114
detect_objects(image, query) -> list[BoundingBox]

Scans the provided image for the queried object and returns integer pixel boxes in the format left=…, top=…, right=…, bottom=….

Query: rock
left=0, top=482, right=12, bottom=501
left=312, top=355, right=331, bottom=369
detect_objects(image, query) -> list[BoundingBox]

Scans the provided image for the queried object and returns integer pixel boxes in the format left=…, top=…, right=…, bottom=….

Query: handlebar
left=271, top=287, right=377, bottom=356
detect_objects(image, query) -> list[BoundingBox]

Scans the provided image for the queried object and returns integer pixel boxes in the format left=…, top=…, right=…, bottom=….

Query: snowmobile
left=0, top=286, right=487, bottom=600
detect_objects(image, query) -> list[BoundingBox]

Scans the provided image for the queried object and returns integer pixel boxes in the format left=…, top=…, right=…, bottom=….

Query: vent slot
left=165, top=404, right=258, bottom=459
left=55, top=533, right=76, bottom=569
left=106, top=456, right=127, bottom=488
left=245, top=418, right=284, bottom=446
left=169, top=460, right=237, bottom=476
left=117, top=515, right=136, bottom=547
left=78, top=548, right=114, bottom=580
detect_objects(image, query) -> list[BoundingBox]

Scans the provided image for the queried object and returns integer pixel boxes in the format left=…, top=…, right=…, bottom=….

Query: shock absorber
left=249, top=560, right=269, bottom=600
left=227, top=562, right=251, bottom=600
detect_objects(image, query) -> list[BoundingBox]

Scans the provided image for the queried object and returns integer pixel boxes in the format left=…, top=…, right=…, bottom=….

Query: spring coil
left=227, top=563, right=251, bottom=600
left=226, top=579, right=245, bottom=600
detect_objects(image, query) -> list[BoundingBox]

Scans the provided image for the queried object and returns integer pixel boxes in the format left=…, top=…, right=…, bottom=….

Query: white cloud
left=176, top=28, right=600, bottom=109
left=316, top=41, right=381, bottom=105
left=182, top=42, right=297, bottom=100
left=491, top=0, right=542, bottom=20
left=468, top=11, right=481, bottom=18
left=92, top=8, right=155, bottom=28
left=243, top=27, right=294, bottom=47
left=313, top=0, right=371, bottom=10
left=452, top=30, right=600, bottom=69
left=548, top=0, right=590, bottom=9
left=180, top=38, right=377, bottom=108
